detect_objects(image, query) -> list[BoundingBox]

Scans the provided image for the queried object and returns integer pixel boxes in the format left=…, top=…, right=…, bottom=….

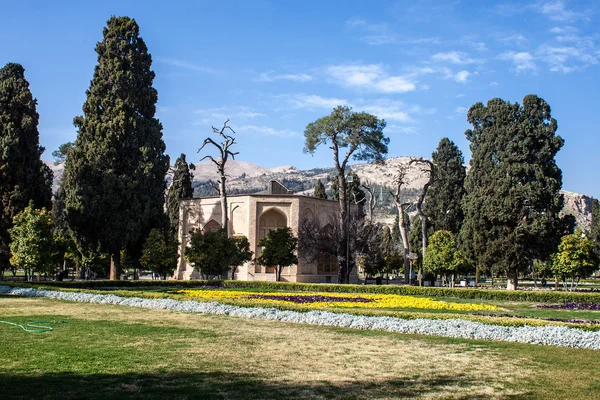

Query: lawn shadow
left=0, top=371, right=530, bottom=399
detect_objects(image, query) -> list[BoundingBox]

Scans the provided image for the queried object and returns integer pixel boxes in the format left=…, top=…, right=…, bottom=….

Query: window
left=317, top=252, right=337, bottom=274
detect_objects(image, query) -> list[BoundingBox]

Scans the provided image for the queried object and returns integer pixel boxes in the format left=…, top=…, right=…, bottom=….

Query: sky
left=1, top=0, right=599, bottom=198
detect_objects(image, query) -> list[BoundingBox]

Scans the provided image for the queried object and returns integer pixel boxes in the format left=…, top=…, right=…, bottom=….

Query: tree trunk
left=394, top=205, right=410, bottom=284
left=231, top=266, right=236, bottom=280
left=338, top=174, right=348, bottom=284
left=506, top=270, right=518, bottom=290
left=219, top=175, right=228, bottom=233
left=277, top=266, right=282, bottom=282
left=419, top=210, right=428, bottom=260
left=110, top=252, right=121, bottom=281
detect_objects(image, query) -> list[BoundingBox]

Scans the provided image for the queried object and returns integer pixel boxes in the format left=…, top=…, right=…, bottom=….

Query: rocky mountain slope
left=46, top=157, right=594, bottom=230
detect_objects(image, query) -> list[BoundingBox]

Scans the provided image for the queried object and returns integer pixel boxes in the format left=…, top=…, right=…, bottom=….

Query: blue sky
left=1, top=0, right=599, bottom=198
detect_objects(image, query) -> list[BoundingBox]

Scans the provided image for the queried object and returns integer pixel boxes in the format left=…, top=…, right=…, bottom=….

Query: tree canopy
left=140, top=228, right=178, bottom=279
left=552, top=229, right=599, bottom=289
left=9, top=202, right=56, bottom=280
left=424, top=230, right=470, bottom=283
left=166, top=154, right=194, bottom=238
left=460, top=95, right=564, bottom=289
left=424, top=138, right=466, bottom=235
left=314, top=179, right=327, bottom=199
left=257, top=227, right=298, bottom=282
left=62, top=16, right=169, bottom=280
left=304, top=105, right=388, bottom=283
left=0, top=63, right=53, bottom=274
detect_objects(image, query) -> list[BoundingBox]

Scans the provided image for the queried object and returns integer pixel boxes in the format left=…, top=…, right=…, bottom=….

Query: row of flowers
left=1, top=285, right=599, bottom=350
left=175, top=289, right=500, bottom=311
left=537, top=302, right=600, bottom=310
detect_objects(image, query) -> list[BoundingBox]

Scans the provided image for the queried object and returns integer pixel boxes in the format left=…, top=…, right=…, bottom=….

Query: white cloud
left=258, top=72, right=313, bottom=82
left=386, top=125, right=419, bottom=135
left=326, top=64, right=416, bottom=93
left=373, top=77, right=417, bottom=93
left=238, top=111, right=265, bottom=118
left=454, top=107, right=468, bottom=114
left=497, top=33, right=528, bottom=46
left=356, top=100, right=436, bottom=122
left=195, top=106, right=265, bottom=122
left=538, top=44, right=598, bottom=73
left=452, top=70, right=471, bottom=83
left=237, top=125, right=297, bottom=138
left=288, top=94, right=348, bottom=109
left=498, top=51, right=537, bottom=72
left=157, top=58, right=218, bottom=74
left=538, top=0, right=586, bottom=21
left=345, top=19, right=397, bottom=45
left=432, top=51, right=482, bottom=65
left=550, top=26, right=577, bottom=34
left=490, top=81, right=499, bottom=87
left=345, top=18, right=439, bottom=46
left=456, top=93, right=466, bottom=98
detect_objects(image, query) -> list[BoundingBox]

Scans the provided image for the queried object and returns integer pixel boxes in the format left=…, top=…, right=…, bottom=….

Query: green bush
left=4, top=279, right=600, bottom=303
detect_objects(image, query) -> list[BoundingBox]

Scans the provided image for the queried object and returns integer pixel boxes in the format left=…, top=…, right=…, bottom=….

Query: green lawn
left=1, top=296, right=600, bottom=399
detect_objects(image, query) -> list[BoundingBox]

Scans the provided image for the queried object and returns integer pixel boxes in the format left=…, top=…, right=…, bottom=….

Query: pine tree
left=424, top=138, right=466, bottom=235
left=460, top=95, right=564, bottom=290
left=63, top=17, right=169, bottom=280
left=304, top=106, right=387, bottom=283
left=314, top=179, right=327, bottom=199
left=0, top=63, right=53, bottom=276
left=166, top=154, right=194, bottom=238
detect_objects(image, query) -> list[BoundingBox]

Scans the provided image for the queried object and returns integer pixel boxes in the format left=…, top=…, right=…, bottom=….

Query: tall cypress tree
left=460, top=95, right=564, bottom=290
left=166, top=154, right=194, bottom=238
left=591, top=198, right=600, bottom=254
left=63, top=17, right=169, bottom=280
left=314, top=179, right=327, bottom=199
left=424, top=138, right=466, bottom=235
left=0, top=63, right=52, bottom=275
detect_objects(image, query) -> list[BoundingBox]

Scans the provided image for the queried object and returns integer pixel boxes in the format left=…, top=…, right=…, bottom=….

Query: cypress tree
left=591, top=198, right=600, bottom=254
left=423, top=138, right=466, bottom=235
left=63, top=16, right=169, bottom=280
left=460, top=95, right=564, bottom=290
left=314, top=179, right=327, bottom=199
left=166, top=154, right=194, bottom=238
left=0, top=63, right=52, bottom=275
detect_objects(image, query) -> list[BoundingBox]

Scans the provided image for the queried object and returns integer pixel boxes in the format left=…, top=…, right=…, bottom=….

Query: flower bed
left=2, top=285, right=599, bottom=350
left=537, top=302, right=600, bottom=310
left=176, top=289, right=500, bottom=311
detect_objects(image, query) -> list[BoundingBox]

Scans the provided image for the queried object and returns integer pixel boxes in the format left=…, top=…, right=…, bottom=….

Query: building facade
left=174, top=181, right=358, bottom=283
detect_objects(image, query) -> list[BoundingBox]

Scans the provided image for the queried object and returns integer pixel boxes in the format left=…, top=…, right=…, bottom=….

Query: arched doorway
left=256, top=208, right=288, bottom=274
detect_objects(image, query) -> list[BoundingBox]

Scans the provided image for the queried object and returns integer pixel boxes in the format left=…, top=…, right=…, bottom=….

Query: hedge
left=3, top=279, right=600, bottom=303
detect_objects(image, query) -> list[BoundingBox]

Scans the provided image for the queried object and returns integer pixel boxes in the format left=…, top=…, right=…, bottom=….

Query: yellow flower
left=176, top=289, right=498, bottom=311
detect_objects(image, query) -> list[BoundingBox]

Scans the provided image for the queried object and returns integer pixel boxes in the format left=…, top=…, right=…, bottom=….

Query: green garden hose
left=0, top=319, right=67, bottom=333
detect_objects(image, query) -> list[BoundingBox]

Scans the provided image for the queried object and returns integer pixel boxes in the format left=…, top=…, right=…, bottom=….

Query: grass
left=9, top=284, right=600, bottom=331
left=1, top=296, right=600, bottom=399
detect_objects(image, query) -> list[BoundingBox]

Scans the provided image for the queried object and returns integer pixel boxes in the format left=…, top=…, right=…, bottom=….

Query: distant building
left=174, top=181, right=357, bottom=283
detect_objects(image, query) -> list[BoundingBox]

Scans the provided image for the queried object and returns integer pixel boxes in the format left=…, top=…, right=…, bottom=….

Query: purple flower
left=245, top=294, right=374, bottom=304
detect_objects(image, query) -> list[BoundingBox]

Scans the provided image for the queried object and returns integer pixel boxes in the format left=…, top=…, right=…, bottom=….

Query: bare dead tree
left=409, top=157, right=436, bottom=263
left=388, top=164, right=413, bottom=284
left=198, top=119, right=239, bottom=231
left=298, top=209, right=382, bottom=283
left=361, top=180, right=377, bottom=221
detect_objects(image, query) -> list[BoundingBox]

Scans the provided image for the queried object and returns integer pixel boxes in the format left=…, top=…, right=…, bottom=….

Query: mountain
left=46, top=157, right=594, bottom=229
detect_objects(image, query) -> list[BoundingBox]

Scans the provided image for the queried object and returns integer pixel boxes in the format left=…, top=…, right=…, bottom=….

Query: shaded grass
left=1, top=297, right=600, bottom=399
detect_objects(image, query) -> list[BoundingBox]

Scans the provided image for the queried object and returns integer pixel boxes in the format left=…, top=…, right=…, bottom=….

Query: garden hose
left=0, top=319, right=68, bottom=333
